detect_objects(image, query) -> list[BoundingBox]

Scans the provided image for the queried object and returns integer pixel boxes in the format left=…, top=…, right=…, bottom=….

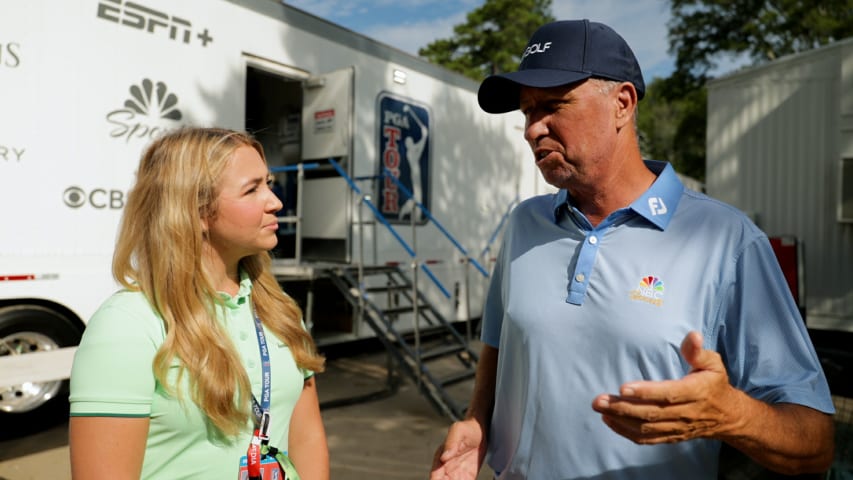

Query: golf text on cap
left=522, top=42, right=551, bottom=60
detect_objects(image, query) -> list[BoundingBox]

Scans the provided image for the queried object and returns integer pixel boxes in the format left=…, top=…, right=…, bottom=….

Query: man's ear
left=614, top=82, right=638, bottom=129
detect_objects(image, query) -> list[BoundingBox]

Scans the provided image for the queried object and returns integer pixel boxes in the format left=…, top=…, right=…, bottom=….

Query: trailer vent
left=840, top=158, right=853, bottom=223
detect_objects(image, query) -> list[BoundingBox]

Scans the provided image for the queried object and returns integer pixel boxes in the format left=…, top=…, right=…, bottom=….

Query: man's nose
left=524, top=113, right=547, bottom=143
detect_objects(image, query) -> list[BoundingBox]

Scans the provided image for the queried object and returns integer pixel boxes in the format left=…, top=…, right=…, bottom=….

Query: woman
left=69, top=127, right=328, bottom=479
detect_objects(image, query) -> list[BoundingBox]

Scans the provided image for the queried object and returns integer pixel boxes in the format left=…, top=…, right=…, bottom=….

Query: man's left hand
left=592, top=331, right=744, bottom=444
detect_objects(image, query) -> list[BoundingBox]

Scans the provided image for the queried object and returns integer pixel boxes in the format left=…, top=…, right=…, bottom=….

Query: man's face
left=519, top=79, right=621, bottom=191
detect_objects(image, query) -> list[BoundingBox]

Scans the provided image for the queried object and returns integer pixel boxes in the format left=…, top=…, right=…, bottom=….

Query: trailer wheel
left=0, top=305, right=82, bottom=436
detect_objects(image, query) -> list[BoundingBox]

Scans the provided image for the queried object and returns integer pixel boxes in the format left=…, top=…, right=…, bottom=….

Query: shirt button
left=248, top=360, right=256, bottom=369
left=575, top=273, right=585, bottom=282
left=588, top=236, right=598, bottom=245
left=240, top=331, right=249, bottom=341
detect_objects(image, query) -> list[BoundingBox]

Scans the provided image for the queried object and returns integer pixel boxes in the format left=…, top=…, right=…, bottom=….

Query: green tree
left=418, top=0, right=554, bottom=81
left=638, top=79, right=707, bottom=181
left=667, top=0, right=853, bottom=92
left=639, top=0, right=853, bottom=183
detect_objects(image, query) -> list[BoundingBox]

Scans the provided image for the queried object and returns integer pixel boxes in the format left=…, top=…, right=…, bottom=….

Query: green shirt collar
left=218, top=270, right=253, bottom=309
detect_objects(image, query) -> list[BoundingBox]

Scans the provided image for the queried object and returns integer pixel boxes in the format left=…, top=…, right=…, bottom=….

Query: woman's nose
left=268, top=190, right=283, bottom=212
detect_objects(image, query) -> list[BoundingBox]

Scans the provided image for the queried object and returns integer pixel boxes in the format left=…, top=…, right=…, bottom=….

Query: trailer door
left=301, top=67, right=353, bottom=162
left=300, top=67, right=354, bottom=262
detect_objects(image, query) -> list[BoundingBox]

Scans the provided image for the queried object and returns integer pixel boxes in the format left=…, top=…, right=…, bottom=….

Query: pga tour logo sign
left=376, top=93, right=431, bottom=224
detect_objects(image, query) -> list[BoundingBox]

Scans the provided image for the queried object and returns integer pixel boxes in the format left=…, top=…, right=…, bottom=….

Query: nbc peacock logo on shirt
left=629, top=275, right=665, bottom=306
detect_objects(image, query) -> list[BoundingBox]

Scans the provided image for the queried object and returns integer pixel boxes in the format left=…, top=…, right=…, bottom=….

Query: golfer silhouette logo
left=376, top=94, right=431, bottom=223
left=399, top=104, right=429, bottom=221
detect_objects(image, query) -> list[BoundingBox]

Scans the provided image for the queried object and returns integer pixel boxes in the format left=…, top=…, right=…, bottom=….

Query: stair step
left=365, top=284, right=410, bottom=293
left=417, top=344, right=466, bottom=362
left=324, top=263, right=479, bottom=422
left=439, top=368, right=477, bottom=387
left=347, top=265, right=400, bottom=275
left=382, top=304, right=429, bottom=316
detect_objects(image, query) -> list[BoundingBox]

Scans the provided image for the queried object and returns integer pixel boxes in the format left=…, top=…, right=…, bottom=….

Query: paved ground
left=0, top=346, right=494, bottom=480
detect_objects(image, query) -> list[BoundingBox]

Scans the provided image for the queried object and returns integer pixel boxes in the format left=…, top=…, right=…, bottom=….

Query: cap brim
left=477, top=69, right=592, bottom=114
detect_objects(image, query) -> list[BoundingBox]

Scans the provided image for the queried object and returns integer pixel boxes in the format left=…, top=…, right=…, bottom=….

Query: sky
left=287, top=0, right=690, bottom=83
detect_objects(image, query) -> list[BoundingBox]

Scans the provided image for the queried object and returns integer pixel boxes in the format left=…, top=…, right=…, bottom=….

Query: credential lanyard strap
left=247, top=302, right=271, bottom=480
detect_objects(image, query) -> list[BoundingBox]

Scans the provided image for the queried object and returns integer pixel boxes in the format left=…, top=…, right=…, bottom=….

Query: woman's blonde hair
left=113, top=127, right=324, bottom=436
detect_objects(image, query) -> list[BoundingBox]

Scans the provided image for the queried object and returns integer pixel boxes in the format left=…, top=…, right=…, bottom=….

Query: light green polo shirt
left=70, top=275, right=311, bottom=479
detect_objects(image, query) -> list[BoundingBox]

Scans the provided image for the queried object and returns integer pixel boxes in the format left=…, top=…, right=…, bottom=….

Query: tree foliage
left=418, top=0, right=554, bottom=81
left=667, top=0, right=853, bottom=89
left=638, top=79, right=707, bottom=181
left=638, top=0, right=853, bottom=183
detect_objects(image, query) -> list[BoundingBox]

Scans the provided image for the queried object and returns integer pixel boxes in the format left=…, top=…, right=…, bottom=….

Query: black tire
left=0, top=305, right=82, bottom=439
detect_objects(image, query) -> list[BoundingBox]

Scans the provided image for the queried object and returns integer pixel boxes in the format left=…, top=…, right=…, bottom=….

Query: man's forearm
left=466, top=344, right=499, bottom=435
left=719, top=390, right=834, bottom=474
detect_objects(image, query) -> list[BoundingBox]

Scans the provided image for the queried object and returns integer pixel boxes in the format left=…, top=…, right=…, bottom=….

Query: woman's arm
left=288, top=376, right=329, bottom=480
left=69, top=416, right=149, bottom=479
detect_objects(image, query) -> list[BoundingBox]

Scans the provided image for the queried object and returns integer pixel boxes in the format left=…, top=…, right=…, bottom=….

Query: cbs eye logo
left=63, top=186, right=126, bottom=209
left=63, top=187, right=86, bottom=208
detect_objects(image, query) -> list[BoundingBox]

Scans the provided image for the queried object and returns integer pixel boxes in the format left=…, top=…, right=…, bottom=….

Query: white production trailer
left=706, top=36, right=853, bottom=333
left=0, top=0, right=546, bottom=426
left=706, top=36, right=853, bottom=399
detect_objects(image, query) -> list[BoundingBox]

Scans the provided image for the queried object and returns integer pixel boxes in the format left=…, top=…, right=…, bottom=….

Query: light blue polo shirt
left=481, top=161, right=834, bottom=480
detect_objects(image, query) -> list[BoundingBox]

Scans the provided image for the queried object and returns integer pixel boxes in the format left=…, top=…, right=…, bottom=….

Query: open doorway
left=245, top=65, right=303, bottom=259
left=245, top=63, right=354, bottom=263
left=244, top=61, right=357, bottom=343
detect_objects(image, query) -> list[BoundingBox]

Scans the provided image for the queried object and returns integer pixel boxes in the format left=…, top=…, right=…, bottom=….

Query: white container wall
left=706, top=38, right=853, bottom=331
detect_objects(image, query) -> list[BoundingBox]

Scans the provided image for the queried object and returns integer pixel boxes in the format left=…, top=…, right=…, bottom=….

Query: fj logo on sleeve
left=648, top=197, right=667, bottom=215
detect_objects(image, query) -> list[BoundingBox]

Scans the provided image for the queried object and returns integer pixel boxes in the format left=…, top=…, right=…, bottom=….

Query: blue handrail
left=481, top=196, right=519, bottom=258
left=382, top=168, right=489, bottom=278
left=328, top=159, right=451, bottom=299
left=269, top=162, right=321, bottom=173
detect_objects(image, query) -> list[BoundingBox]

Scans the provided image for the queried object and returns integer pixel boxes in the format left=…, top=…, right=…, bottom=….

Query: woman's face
left=204, top=145, right=282, bottom=267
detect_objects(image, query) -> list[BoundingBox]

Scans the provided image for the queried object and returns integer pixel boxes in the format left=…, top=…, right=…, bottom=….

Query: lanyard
left=247, top=301, right=271, bottom=480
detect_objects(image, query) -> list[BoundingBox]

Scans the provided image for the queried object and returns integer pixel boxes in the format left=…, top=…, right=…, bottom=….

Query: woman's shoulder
left=85, top=289, right=164, bottom=338
left=96, top=288, right=156, bottom=314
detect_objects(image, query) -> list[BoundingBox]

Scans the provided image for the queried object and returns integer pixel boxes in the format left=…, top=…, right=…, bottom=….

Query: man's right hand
left=429, top=417, right=486, bottom=480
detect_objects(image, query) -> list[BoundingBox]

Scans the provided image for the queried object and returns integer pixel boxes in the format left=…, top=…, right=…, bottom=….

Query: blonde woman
left=69, top=127, right=328, bottom=479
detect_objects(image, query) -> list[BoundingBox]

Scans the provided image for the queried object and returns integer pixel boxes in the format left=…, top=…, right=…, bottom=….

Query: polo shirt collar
left=218, top=270, right=253, bottom=309
left=551, top=160, right=683, bottom=230
left=630, top=160, right=683, bottom=230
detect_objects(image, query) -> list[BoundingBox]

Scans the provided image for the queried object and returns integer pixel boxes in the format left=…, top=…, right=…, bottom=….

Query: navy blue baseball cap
left=478, top=19, right=645, bottom=113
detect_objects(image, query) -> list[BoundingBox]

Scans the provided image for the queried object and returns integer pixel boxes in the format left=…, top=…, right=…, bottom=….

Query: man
left=430, top=20, right=835, bottom=480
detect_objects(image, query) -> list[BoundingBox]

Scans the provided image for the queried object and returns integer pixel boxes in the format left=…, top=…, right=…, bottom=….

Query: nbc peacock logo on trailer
left=105, top=78, right=184, bottom=144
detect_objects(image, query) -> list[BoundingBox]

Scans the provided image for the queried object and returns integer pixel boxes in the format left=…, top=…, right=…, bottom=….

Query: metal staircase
left=325, top=264, right=478, bottom=421
left=271, top=159, right=515, bottom=421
